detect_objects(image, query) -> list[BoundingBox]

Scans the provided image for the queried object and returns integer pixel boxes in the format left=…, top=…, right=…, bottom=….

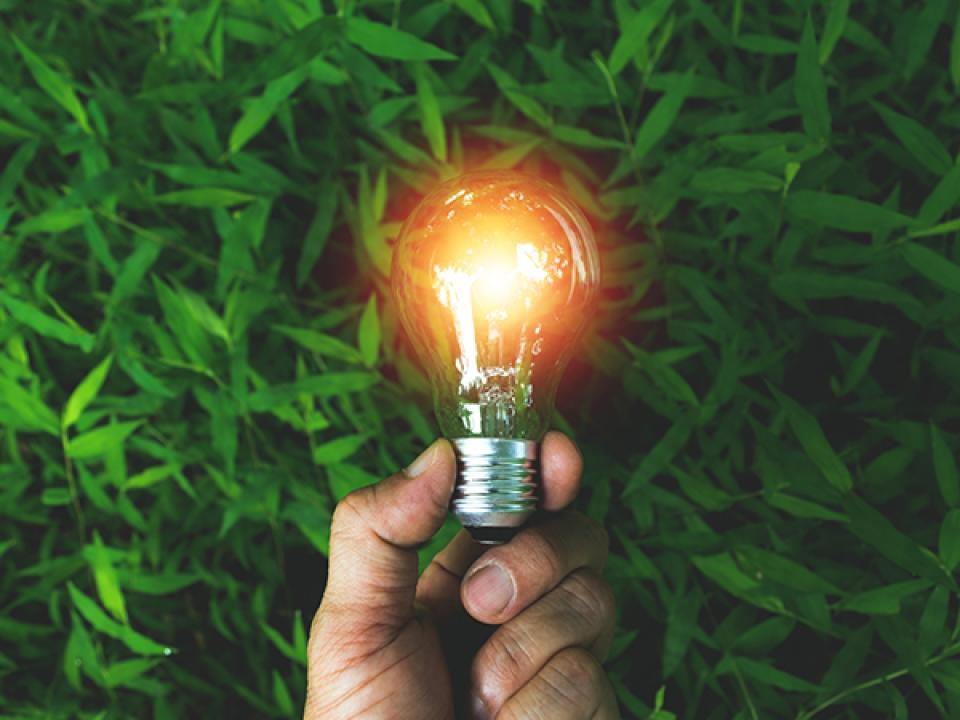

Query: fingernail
left=471, top=695, right=491, bottom=720
left=405, top=441, right=438, bottom=478
left=465, top=563, right=514, bottom=617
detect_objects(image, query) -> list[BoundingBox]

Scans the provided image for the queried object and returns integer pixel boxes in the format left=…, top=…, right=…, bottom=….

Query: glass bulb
left=392, top=170, right=600, bottom=542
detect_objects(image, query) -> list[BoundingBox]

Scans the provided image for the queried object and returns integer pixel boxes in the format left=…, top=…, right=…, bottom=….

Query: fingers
left=321, top=438, right=456, bottom=620
left=470, top=568, right=616, bottom=717
left=540, top=431, right=583, bottom=511
left=416, top=432, right=585, bottom=617
left=416, top=530, right=486, bottom=620
left=461, top=510, right=608, bottom=624
left=492, top=647, right=620, bottom=720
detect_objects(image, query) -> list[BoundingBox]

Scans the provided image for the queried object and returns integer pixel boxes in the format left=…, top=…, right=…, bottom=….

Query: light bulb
left=392, top=170, right=600, bottom=543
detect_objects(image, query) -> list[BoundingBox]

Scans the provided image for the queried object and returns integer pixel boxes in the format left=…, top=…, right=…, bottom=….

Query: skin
left=305, top=432, right=620, bottom=720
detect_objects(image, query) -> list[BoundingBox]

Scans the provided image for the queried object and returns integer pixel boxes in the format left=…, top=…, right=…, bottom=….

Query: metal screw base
left=451, top=438, right=538, bottom=544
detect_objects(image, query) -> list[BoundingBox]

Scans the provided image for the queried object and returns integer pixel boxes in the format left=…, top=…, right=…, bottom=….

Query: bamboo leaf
left=344, top=18, right=456, bottom=61
left=931, top=424, right=960, bottom=507
left=872, top=102, right=952, bottom=175
left=902, top=243, right=960, bottom=294
left=63, top=355, right=113, bottom=429
left=632, top=69, right=693, bottom=161
left=358, top=294, right=380, bottom=368
left=794, top=16, right=831, bottom=142
left=0, top=291, right=93, bottom=351
left=770, top=386, right=852, bottom=493
left=12, top=35, right=91, bottom=133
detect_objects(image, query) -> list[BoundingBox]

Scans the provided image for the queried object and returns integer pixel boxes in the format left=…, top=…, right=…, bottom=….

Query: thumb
left=322, top=438, right=456, bottom=619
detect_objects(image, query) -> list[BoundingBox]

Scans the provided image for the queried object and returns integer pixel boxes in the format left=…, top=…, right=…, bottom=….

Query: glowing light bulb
left=392, top=170, right=600, bottom=543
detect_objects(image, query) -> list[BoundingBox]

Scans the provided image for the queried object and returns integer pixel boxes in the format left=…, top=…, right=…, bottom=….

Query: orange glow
left=391, top=170, right=600, bottom=439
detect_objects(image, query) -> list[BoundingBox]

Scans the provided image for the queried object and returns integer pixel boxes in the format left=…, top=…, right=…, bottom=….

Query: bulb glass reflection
left=392, top=170, right=600, bottom=540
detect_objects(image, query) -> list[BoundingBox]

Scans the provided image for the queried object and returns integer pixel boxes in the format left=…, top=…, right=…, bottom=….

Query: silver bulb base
left=451, top=438, right=538, bottom=544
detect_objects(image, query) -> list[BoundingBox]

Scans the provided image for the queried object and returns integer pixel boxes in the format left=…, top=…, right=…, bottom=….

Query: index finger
left=539, top=431, right=584, bottom=511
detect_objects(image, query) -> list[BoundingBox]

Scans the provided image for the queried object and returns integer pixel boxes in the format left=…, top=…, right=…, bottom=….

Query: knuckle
left=560, top=570, right=616, bottom=624
left=543, top=648, right=604, bottom=707
left=473, top=625, right=535, bottom=700
left=520, top=528, right=566, bottom=582
left=331, top=488, right=373, bottom=535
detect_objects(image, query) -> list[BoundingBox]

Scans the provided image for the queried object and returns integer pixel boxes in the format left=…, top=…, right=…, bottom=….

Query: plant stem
left=796, top=642, right=960, bottom=720
left=61, top=428, right=86, bottom=542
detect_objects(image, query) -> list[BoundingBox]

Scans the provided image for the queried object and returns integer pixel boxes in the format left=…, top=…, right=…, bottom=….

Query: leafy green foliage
left=1, top=0, right=960, bottom=718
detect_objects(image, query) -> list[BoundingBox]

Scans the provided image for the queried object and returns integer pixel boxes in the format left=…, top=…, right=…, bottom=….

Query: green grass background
left=2, top=0, right=960, bottom=717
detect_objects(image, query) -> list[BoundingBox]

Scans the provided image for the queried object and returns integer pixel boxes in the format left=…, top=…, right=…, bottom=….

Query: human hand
left=304, top=432, right=618, bottom=719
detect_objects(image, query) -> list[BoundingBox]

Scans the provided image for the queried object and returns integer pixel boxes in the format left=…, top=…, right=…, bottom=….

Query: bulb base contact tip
left=451, top=438, right=538, bottom=545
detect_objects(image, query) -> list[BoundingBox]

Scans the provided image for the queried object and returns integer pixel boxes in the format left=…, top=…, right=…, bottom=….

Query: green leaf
left=358, top=294, right=380, bottom=368
left=413, top=63, right=446, bottom=162
left=767, top=493, right=847, bottom=522
left=246, top=373, right=379, bottom=411
left=836, top=333, right=882, bottom=396
left=662, top=590, right=699, bottom=677
left=919, top=586, right=949, bottom=657
left=905, top=0, right=950, bottom=79
left=953, top=7, right=960, bottom=89
left=102, top=658, right=161, bottom=690
left=0, top=290, right=94, bottom=352
left=64, top=612, right=103, bottom=688
left=16, top=207, right=90, bottom=235
left=86, top=532, right=128, bottom=625
left=344, top=18, right=456, bottom=61
left=0, top=377, right=59, bottom=435
left=786, top=191, right=912, bottom=232
left=771, top=271, right=921, bottom=313
left=297, top=187, right=338, bottom=287
left=625, top=414, right=695, bottom=494
left=872, top=102, right=952, bottom=175
left=68, top=583, right=172, bottom=656
left=274, top=325, right=361, bottom=362
left=917, top=164, right=960, bottom=227
left=690, top=167, right=783, bottom=194
left=844, top=494, right=955, bottom=590
left=312, top=434, right=368, bottom=465
left=229, top=65, right=309, bottom=153
left=125, top=463, right=180, bottom=491
left=841, top=580, right=929, bottom=615
left=794, top=16, right=831, bottom=142
left=902, top=243, right=960, bottom=294
left=608, top=0, right=674, bottom=75
left=632, top=70, right=693, bottom=162
left=0, top=140, right=38, bottom=207
left=550, top=125, right=626, bottom=150
left=12, top=35, right=91, bottom=133
left=155, top=188, right=255, bottom=207
left=909, top=217, right=960, bottom=239
left=819, top=0, right=850, bottom=64
left=63, top=355, right=113, bottom=429
left=487, top=64, right=552, bottom=128
left=931, top=424, right=960, bottom=507
left=770, top=386, right=852, bottom=492
left=939, top=509, right=960, bottom=570
left=451, top=0, right=494, bottom=29
left=739, top=546, right=841, bottom=595
left=718, top=656, right=817, bottom=692
left=67, top=421, right=143, bottom=459
left=272, top=670, right=295, bottom=716
left=110, top=242, right=162, bottom=307
left=691, top=553, right=783, bottom=612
